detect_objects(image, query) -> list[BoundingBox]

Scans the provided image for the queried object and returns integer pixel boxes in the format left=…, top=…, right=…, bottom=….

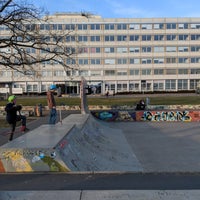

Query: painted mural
left=91, top=110, right=200, bottom=122
left=0, top=148, right=70, bottom=173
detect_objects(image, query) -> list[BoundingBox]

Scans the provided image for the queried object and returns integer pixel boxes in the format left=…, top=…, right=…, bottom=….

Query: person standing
left=5, top=95, right=28, bottom=141
left=47, top=84, right=57, bottom=124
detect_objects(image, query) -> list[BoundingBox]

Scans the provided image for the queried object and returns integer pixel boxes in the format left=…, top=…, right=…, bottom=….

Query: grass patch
left=0, top=95, right=200, bottom=107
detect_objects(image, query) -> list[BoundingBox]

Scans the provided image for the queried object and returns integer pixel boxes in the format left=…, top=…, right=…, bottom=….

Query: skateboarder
left=5, top=95, right=28, bottom=141
left=47, top=84, right=57, bottom=124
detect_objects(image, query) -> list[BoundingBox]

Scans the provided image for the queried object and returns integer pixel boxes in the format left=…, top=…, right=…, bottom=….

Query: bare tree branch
left=0, top=0, right=79, bottom=76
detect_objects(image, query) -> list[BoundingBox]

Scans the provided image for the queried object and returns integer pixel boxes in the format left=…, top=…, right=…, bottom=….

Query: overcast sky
left=30, top=0, right=200, bottom=18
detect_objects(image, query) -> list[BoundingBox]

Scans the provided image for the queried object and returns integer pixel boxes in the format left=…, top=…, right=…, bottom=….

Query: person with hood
left=47, top=84, right=57, bottom=124
left=5, top=95, right=28, bottom=141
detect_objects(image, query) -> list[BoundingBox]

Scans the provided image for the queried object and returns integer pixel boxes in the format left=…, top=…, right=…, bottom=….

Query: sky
left=30, top=0, right=200, bottom=18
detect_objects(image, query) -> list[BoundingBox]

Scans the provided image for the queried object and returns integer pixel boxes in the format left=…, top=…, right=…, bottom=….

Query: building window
left=117, top=35, right=127, bottom=41
left=78, top=47, right=88, bottom=53
left=166, top=35, right=176, bottom=40
left=130, top=47, right=140, bottom=53
left=117, top=70, right=127, bottom=76
left=178, top=79, right=188, bottom=90
left=178, top=34, right=188, bottom=40
left=54, top=70, right=64, bottom=77
left=166, top=69, right=177, bottom=75
left=90, top=47, right=101, bottom=53
left=142, top=46, right=151, bottom=52
left=129, top=24, right=140, bottom=30
left=142, top=69, right=151, bottom=75
left=130, top=69, right=140, bottom=75
left=154, top=69, right=164, bottom=75
left=154, top=35, right=164, bottom=41
left=141, top=24, right=152, bottom=29
left=178, top=69, right=188, bottom=74
left=166, top=46, right=176, bottom=52
left=104, top=47, right=115, bottom=53
left=66, top=35, right=76, bottom=42
left=154, top=46, right=164, bottom=52
left=105, top=24, right=115, bottom=30
left=79, top=70, right=89, bottom=76
left=90, top=36, right=100, bottom=42
left=117, top=58, right=127, bottom=64
left=117, top=24, right=127, bottom=30
left=105, top=59, right=115, bottom=64
left=165, top=80, right=176, bottom=90
left=105, top=70, right=116, bottom=76
left=191, top=68, right=200, bottom=74
left=191, top=24, right=200, bottom=29
left=117, top=47, right=128, bottom=53
left=78, top=36, right=88, bottom=42
left=130, top=35, right=139, bottom=41
left=142, top=35, right=151, bottom=41
left=78, top=24, right=87, bottom=30
left=154, top=82, right=164, bottom=90
left=191, top=46, right=200, bottom=52
left=166, top=58, right=176, bottom=63
left=178, top=46, right=189, bottom=52
left=166, top=23, right=176, bottom=29
left=178, top=23, right=188, bottom=29
left=130, top=58, right=140, bottom=64
left=191, top=57, right=200, bottom=63
left=78, top=59, right=88, bottom=65
left=154, top=58, right=164, bottom=64
left=142, top=58, right=152, bottom=64
left=65, top=24, right=75, bottom=30
left=91, top=59, right=101, bottom=65
left=191, top=34, right=200, bottom=40
left=90, top=24, right=101, bottom=30
left=154, top=23, right=164, bottom=29
left=105, top=35, right=115, bottom=41
left=178, top=58, right=188, bottom=63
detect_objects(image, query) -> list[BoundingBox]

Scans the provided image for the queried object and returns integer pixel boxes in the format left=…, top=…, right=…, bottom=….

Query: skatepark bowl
left=0, top=109, right=200, bottom=173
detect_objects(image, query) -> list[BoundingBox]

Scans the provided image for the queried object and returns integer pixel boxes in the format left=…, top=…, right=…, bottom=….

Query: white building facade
left=0, top=13, right=200, bottom=94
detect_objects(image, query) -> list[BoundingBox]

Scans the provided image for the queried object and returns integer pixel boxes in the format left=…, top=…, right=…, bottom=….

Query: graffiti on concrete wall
left=140, top=110, right=192, bottom=122
left=0, top=148, right=70, bottom=172
left=91, top=110, right=200, bottom=122
left=91, top=111, right=136, bottom=121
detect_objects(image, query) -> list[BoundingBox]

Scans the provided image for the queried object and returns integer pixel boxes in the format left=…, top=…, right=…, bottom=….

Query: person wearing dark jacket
left=5, top=95, right=27, bottom=141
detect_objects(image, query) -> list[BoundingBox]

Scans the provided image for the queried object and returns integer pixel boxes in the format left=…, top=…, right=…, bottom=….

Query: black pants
left=8, top=115, right=26, bottom=141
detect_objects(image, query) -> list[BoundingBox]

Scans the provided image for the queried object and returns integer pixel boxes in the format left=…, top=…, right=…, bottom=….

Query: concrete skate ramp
left=0, top=114, right=142, bottom=172
left=56, top=114, right=143, bottom=172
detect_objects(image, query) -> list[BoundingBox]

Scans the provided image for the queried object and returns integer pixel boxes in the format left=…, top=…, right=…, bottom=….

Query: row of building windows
left=1, top=68, right=199, bottom=78
left=11, top=79, right=196, bottom=93
left=1, top=22, right=200, bottom=31
left=38, top=57, right=200, bottom=66
left=76, top=57, right=200, bottom=65
left=13, top=45, right=200, bottom=55
left=2, top=34, right=199, bottom=43
left=40, top=34, right=200, bottom=42
left=12, top=79, right=196, bottom=92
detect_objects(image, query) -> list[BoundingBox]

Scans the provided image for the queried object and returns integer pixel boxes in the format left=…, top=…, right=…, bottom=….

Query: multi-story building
left=0, top=13, right=200, bottom=95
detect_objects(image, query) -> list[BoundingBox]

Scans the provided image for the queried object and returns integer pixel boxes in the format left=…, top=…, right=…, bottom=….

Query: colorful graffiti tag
left=141, top=110, right=192, bottom=122
left=91, top=110, right=200, bottom=122
left=91, top=111, right=136, bottom=121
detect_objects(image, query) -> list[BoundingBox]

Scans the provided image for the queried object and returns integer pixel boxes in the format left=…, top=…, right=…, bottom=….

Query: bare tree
left=0, top=0, right=79, bottom=75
